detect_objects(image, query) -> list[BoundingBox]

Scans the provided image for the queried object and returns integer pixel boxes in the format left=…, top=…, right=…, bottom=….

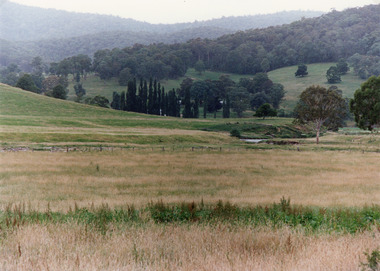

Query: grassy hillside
left=1, top=83, right=307, bottom=147
left=268, top=63, right=365, bottom=112
left=70, top=64, right=365, bottom=114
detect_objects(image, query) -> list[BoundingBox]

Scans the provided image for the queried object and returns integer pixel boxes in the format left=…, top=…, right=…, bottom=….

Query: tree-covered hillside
left=85, top=5, right=380, bottom=81
left=0, top=1, right=323, bottom=41
left=1, top=4, right=379, bottom=94
left=0, top=1, right=323, bottom=66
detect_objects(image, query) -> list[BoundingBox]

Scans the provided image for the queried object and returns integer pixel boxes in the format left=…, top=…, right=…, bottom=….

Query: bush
left=361, top=249, right=380, bottom=271
left=255, top=103, right=277, bottom=119
left=230, top=129, right=241, bottom=138
left=51, top=85, right=67, bottom=100
left=85, top=95, right=110, bottom=108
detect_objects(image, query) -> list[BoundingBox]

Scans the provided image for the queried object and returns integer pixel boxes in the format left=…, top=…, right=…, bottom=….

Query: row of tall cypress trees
left=111, top=78, right=232, bottom=118
left=110, top=78, right=180, bottom=117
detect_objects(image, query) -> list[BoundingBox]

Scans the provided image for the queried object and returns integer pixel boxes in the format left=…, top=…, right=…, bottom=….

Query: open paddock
left=1, top=148, right=379, bottom=211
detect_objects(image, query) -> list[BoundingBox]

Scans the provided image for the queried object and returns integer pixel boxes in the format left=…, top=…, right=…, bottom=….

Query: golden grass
left=1, top=149, right=379, bottom=211
left=1, top=223, right=378, bottom=270
left=0, top=125, right=214, bottom=136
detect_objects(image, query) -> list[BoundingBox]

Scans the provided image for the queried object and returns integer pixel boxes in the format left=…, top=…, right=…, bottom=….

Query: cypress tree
left=167, top=90, right=173, bottom=117
left=120, top=91, right=126, bottom=111
left=203, top=92, right=208, bottom=118
left=193, top=97, right=199, bottom=118
left=133, top=78, right=137, bottom=110
left=126, top=79, right=137, bottom=112
left=176, top=93, right=181, bottom=117
left=153, top=79, right=158, bottom=115
left=111, top=91, right=121, bottom=110
left=142, top=79, right=148, bottom=113
left=161, top=87, right=166, bottom=116
left=137, top=78, right=144, bottom=113
left=182, top=88, right=193, bottom=118
left=148, top=78, right=153, bottom=114
left=167, top=89, right=178, bottom=117
left=164, top=92, right=168, bottom=116
left=157, top=82, right=162, bottom=115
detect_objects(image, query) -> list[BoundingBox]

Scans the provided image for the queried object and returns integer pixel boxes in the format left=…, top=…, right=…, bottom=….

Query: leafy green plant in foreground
left=1, top=199, right=379, bottom=236
left=361, top=249, right=380, bottom=271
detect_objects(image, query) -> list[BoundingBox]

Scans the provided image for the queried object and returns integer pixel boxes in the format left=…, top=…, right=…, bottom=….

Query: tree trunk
left=315, top=120, right=322, bottom=144
left=316, top=129, right=320, bottom=144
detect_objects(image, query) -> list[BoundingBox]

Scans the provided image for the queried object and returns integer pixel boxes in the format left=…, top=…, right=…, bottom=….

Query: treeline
left=110, top=79, right=180, bottom=117
left=109, top=73, right=284, bottom=119
left=92, top=44, right=188, bottom=81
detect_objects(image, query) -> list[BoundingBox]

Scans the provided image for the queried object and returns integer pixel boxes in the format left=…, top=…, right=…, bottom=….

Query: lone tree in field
left=350, top=75, right=380, bottom=131
left=294, top=85, right=347, bottom=144
left=295, top=64, right=308, bottom=77
left=326, top=66, right=341, bottom=84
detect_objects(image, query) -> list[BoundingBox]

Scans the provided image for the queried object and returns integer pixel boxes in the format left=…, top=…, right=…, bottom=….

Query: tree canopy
left=294, top=85, right=347, bottom=144
left=16, top=74, right=39, bottom=93
left=255, top=103, right=277, bottom=119
left=49, top=85, right=67, bottom=100
left=295, top=64, right=308, bottom=77
left=350, top=75, right=380, bottom=131
left=326, top=66, right=341, bottom=84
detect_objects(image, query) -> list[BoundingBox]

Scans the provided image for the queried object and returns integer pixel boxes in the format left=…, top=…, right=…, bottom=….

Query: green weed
left=1, top=200, right=379, bottom=235
left=361, top=249, right=380, bottom=271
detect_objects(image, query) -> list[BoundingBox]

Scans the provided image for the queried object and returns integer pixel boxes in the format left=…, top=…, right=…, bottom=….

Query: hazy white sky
left=9, top=0, right=380, bottom=24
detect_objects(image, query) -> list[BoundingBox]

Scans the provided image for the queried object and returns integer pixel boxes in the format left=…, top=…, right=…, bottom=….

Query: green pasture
left=0, top=83, right=306, bottom=146
left=268, top=63, right=365, bottom=111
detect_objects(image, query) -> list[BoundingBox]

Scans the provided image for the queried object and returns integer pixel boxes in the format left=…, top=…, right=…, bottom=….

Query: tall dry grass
left=1, top=223, right=378, bottom=271
left=1, top=149, right=379, bottom=210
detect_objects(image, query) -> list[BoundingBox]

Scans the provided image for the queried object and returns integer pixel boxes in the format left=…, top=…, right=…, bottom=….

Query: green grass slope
left=268, top=63, right=365, bottom=112
left=1, top=84, right=306, bottom=146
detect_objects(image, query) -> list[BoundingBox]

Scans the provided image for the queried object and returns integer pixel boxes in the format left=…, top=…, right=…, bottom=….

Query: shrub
left=361, top=249, right=380, bottom=271
left=230, top=129, right=241, bottom=138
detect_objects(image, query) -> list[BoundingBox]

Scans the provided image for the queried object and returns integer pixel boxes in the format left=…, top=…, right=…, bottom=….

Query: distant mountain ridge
left=0, top=1, right=323, bottom=41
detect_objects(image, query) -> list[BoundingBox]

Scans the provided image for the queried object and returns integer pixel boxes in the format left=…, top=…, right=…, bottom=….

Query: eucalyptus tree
left=294, top=85, right=347, bottom=144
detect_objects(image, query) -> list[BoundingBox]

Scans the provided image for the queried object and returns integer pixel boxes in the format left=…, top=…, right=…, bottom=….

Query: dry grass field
left=1, top=148, right=379, bottom=210
left=1, top=83, right=379, bottom=270
left=1, top=223, right=379, bottom=271
left=1, top=144, right=379, bottom=270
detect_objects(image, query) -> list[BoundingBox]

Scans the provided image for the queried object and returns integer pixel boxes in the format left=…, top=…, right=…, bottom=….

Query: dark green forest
left=50, top=5, right=380, bottom=81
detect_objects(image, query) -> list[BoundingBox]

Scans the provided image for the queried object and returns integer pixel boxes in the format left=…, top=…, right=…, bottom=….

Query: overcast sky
left=9, top=0, right=380, bottom=24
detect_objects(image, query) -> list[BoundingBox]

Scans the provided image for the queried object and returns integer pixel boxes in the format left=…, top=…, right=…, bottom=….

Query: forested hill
left=206, top=5, right=380, bottom=74
left=77, top=4, right=380, bottom=81
left=0, top=1, right=323, bottom=41
left=1, top=3, right=379, bottom=81
left=1, top=27, right=238, bottom=65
